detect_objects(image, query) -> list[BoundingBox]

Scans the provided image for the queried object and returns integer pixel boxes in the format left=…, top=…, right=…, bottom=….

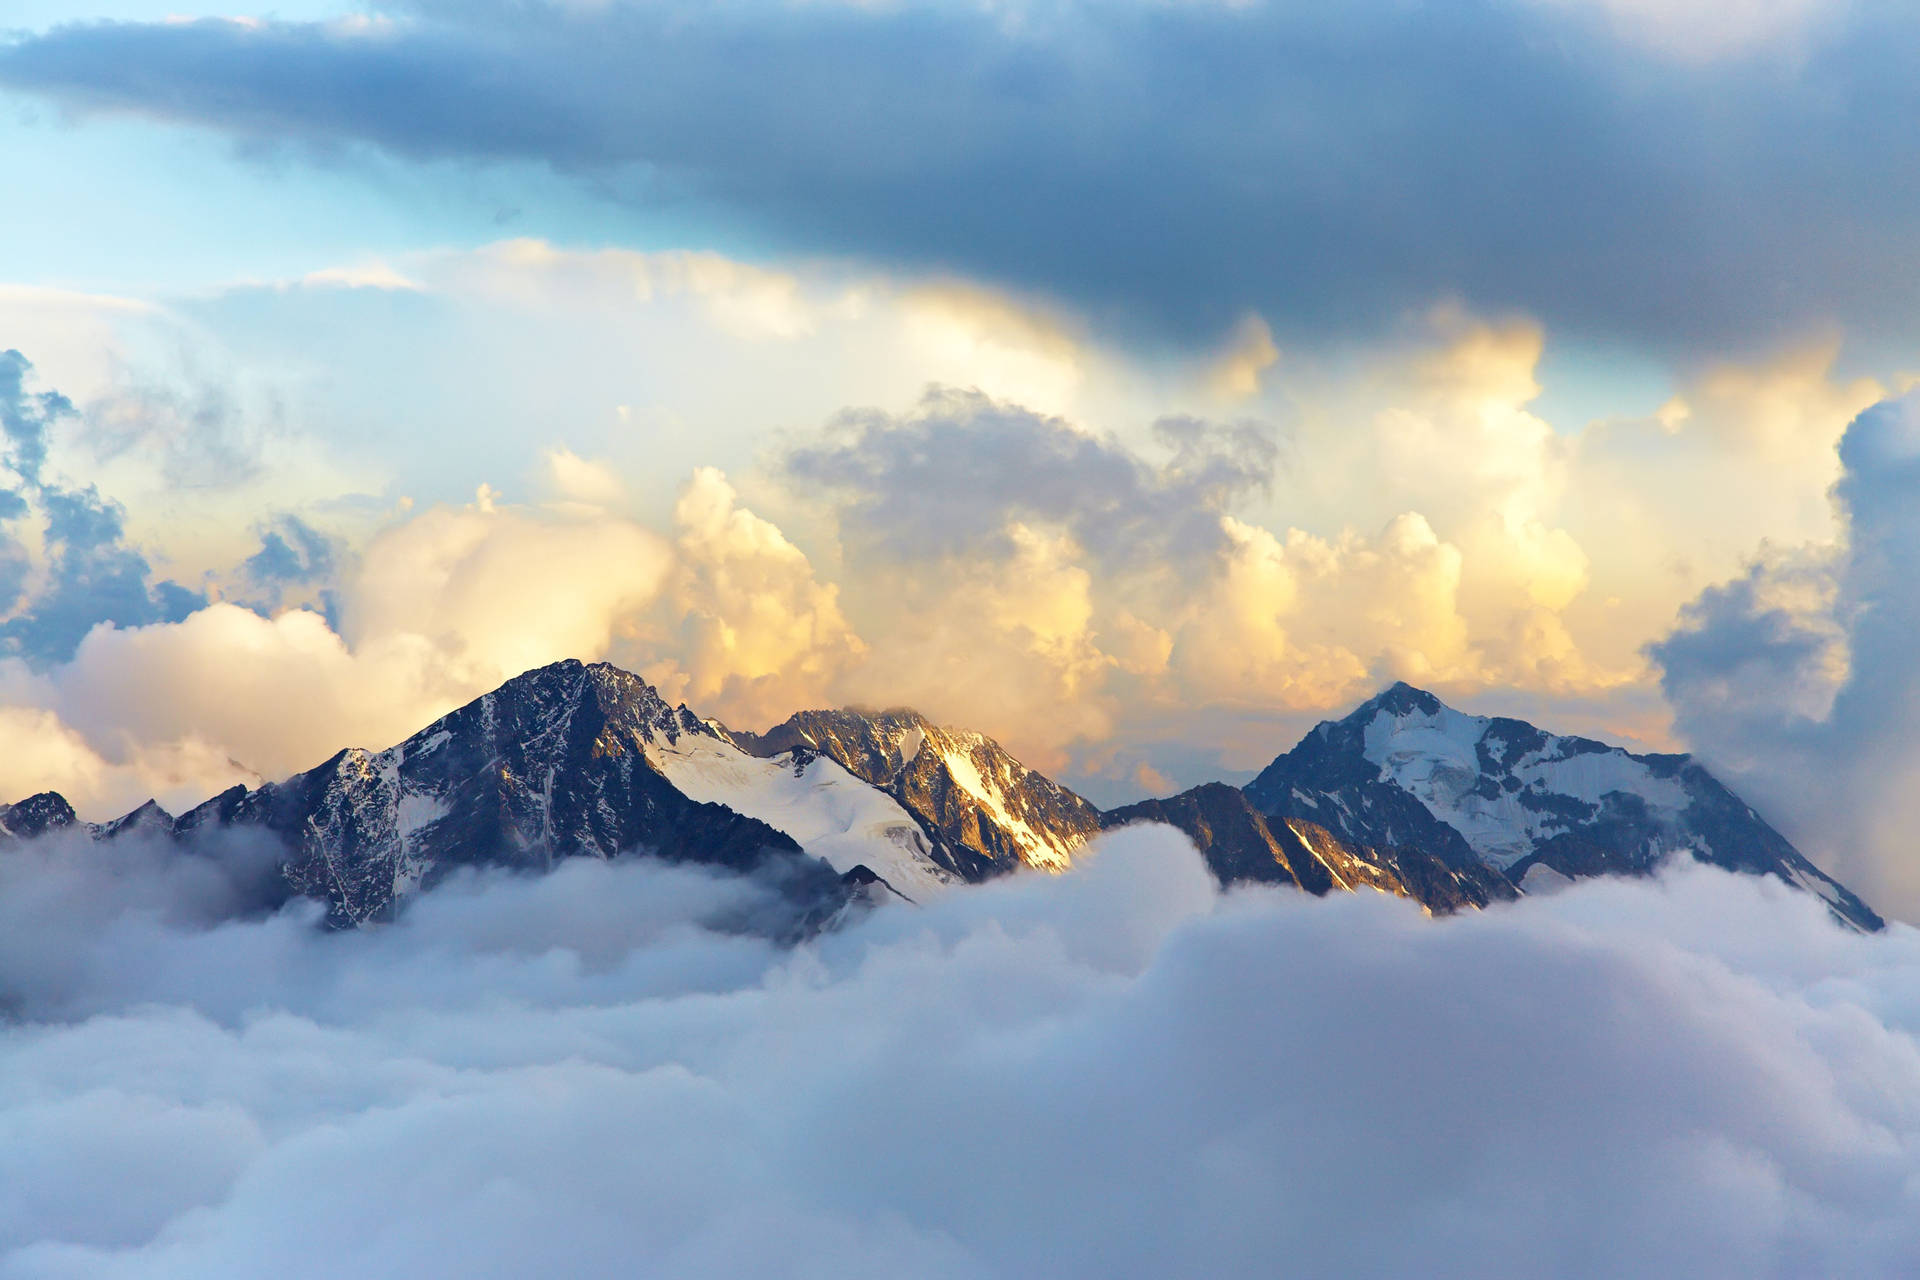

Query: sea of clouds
left=6, top=826, right=1920, bottom=1278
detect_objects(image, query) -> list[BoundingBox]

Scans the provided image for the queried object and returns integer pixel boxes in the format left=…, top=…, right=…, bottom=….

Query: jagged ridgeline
left=0, top=662, right=1883, bottom=931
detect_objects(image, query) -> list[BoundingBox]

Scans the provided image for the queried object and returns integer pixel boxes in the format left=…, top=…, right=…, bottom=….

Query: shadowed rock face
left=0, top=791, right=79, bottom=840
left=96, top=799, right=174, bottom=840
left=746, top=708, right=1521, bottom=915
left=154, top=660, right=827, bottom=927
left=1245, top=682, right=1881, bottom=930
left=1103, top=782, right=1518, bottom=913
left=728, top=708, right=1104, bottom=881
left=1106, top=783, right=1337, bottom=894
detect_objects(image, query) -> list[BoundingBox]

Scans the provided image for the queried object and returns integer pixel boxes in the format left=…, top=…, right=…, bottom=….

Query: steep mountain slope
left=727, top=708, right=1104, bottom=880
left=2, top=662, right=979, bottom=927
left=0, top=792, right=81, bottom=841
left=641, top=715, right=958, bottom=902
left=1245, top=682, right=1881, bottom=930
left=97, top=799, right=175, bottom=840
left=1103, top=782, right=1517, bottom=912
left=0, top=665, right=1880, bottom=932
left=169, top=660, right=843, bottom=925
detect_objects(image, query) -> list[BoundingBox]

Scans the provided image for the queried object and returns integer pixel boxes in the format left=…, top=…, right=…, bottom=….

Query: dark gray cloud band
left=6, top=2, right=1920, bottom=353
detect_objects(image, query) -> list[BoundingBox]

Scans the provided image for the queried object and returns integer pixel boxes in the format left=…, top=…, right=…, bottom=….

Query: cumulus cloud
left=0, top=481, right=685, bottom=816
left=541, top=447, right=626, bottom=509
left=208, top=250, right=1876, bottom=760
left=761, top=315, right=1900, bottom=789
left=1656, top=390, right=1920, bottom=918
left=0, top=287, right=1885, bottom=819
left=340, top=493, right=673, bottom=691
left=1241, top=318, right=1883, bottom=731
left=0, top=294, right=1879, bottom=817
left=760, top=345, right=1633, bottom=780
left=788, top=387, right=1277, bottom=569
left=3, top=825, right=1920, bottom=1276
left=1208, top=313, right=1280, bottom=401
left=0, top=704, right=243, bottom=823
left=234, top=514, right=340, bottom=624
left=240, top=516, right=334, bottom=591
left=638, top=466, right=866, bottom=729
left=773, top=389, right=1287, bottom=761
left=0, top=350, right=204, bottom=664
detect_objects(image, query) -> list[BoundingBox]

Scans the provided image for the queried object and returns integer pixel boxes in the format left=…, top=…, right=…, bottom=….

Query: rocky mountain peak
left=729, top=705, right=1100, bottom=879
left=97, top=799, right=175, bottom=840
left=0, top=664, right=1881, bottom=935
left=1250, top=681, right=1881, bottom=931
left=1357, top=680, right=1447, bottom=721
left=0, top=791, right=79, bottom=840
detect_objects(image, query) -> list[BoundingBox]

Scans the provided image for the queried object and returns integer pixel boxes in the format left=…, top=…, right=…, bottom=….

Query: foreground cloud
left=3, top=826, right=1920, bottom=1276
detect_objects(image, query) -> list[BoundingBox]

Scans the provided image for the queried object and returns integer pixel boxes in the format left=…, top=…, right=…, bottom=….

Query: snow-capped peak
left=1246, top=681, right=1882, bottom=931
left=1355, top=692, right=1690, bottom=870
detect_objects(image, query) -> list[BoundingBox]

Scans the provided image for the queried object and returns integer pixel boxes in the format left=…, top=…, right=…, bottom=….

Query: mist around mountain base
left=5, top=824, right=1920, bottom=1278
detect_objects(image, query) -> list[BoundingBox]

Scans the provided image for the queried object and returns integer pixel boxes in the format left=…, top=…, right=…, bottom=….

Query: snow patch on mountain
left=936, top=736, right=1077, bottom=871
left=1780, top=859, right=1854, bottom=918
left=897, top=726, right=925, bottom=765
left=1360, top=700, right=1689, bottom=870
left=648, top=732, right=957, bottom=900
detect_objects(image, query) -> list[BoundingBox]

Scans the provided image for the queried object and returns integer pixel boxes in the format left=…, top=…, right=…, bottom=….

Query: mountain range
left=0, top=660, right=1883, bottom=931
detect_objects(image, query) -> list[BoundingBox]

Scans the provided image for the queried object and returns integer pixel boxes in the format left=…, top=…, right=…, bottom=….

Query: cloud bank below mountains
left=5, top=826, right=1920, bottom=1277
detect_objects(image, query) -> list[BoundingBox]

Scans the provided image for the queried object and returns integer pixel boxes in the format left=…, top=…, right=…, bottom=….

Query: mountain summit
left=1237, top=682, right=1881, bottom=930
left=0, top=667, right=1881, bottom=931
left=0, top=661, right=1111, bottom=928
left=172, top=660, right=826, bottom=925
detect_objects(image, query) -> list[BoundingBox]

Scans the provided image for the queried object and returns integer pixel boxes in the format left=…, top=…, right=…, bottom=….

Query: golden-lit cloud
left=542, top=447, right=628, bottom=508
left=0, top=246, right=1901, bottom=812
left=1208, top=313, right=1280, bottom=401
left=637, top=467, right=865, bottom=728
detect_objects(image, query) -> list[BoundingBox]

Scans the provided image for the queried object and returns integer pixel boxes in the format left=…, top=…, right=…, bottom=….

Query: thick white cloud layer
left=4, top=826, right=1920, bottom=1277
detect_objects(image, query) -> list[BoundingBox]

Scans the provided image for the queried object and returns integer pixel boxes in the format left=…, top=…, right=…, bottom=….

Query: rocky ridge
left=0, top=665, right=1882, bottom=931
left=1238, top=682, right=1881, bottom=930
left=727, top=708, right=1105, bottom=882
